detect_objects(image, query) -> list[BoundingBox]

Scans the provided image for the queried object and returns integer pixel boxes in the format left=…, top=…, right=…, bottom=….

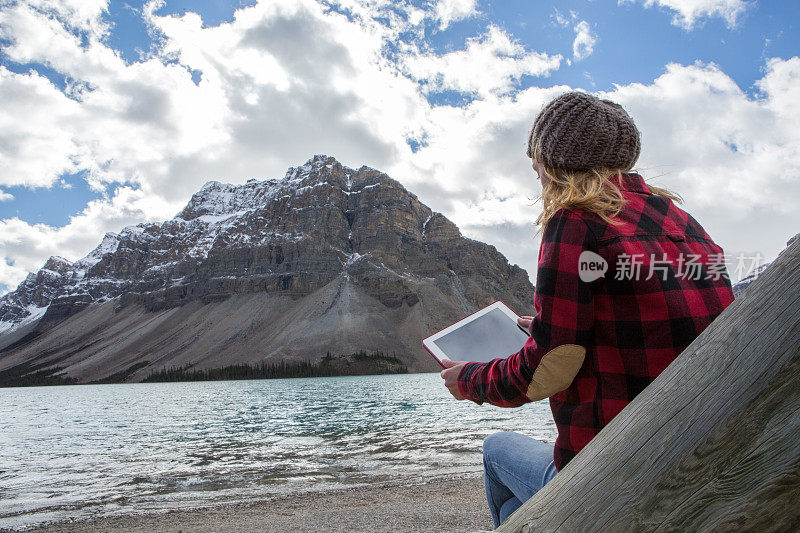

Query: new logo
left=578, top=251, right=608, bottom=282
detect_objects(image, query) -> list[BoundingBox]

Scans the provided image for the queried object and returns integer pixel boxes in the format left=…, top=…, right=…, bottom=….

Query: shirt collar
left=614, top=172, right=651, bottom=195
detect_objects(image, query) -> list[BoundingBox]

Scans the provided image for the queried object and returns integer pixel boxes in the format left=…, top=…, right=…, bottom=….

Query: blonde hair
left=535, top=163, right=682, bottom=229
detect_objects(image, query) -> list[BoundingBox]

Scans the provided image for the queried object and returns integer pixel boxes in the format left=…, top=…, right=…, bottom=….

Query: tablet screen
left=425, top=304, right=529, bottom=363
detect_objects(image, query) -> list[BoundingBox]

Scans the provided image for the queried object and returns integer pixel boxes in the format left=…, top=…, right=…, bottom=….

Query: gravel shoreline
left=19, top=475, right=493, bottom=533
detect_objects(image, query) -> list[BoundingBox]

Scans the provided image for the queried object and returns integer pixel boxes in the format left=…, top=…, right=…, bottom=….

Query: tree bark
left=492, top=239, right=800, bottom=533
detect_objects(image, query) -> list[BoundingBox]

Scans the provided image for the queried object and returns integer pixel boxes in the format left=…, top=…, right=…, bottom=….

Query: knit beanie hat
left=526, top=91, right=640, bottom=172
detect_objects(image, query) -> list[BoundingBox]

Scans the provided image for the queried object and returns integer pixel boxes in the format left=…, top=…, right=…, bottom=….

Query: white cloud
left=620, top=0, right=750, bottom=29
left=552, top=9, right=570, bottom=27
left=434, top=0, right=478, bottom=29
left=402, top=25, right=562, bottom=98
left=24, top=0, right=109, bottom=37
left=0, top=189, right=13, bottom=202
left=572, top=20, right=597, bottom=61
left=552, top=8, right=579, bottom=28
left=550, top=10, right=597, bottom=62
left=0, top=67, right=80, bottom=188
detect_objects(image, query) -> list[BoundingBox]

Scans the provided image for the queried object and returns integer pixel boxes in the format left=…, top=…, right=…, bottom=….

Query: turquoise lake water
left=0, top=373, right=556, bottom=530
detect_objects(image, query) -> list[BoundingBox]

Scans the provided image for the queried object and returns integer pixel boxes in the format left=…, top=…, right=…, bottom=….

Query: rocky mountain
left=0, top=155, right=535, bottom=384
left=732, top=233, right=799, bottom=297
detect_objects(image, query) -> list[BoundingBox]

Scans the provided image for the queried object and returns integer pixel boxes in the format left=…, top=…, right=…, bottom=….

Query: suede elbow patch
left=526, top=344, right=587, bottom=402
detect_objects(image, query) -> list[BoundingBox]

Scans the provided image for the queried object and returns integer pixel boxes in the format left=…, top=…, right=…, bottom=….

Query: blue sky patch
left=0, top=173, right=106, bottom=227
left=2, top=56, right=71, bottom=92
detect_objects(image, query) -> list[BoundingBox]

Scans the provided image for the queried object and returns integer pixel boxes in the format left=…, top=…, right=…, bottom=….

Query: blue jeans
left=483, top=431, right=558, bottom=528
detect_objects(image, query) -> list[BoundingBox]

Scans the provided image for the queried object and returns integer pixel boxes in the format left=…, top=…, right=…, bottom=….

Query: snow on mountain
left=0, top=155, right=536, bottom=382
left=0, top=154, right=475, bottom=332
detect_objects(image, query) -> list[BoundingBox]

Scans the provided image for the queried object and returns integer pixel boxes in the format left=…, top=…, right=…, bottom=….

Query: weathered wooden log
left=493, top=239, right=800, bottom=532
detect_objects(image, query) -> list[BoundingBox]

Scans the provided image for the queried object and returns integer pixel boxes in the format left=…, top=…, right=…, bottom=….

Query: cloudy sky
left=0, top=0, right=798, bottom=295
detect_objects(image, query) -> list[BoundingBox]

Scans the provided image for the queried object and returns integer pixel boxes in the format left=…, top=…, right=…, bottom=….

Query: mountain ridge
left=0, top=155, right=535, bottom=382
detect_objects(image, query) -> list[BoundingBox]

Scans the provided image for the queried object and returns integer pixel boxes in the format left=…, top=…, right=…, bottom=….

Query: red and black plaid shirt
left=457, top=173, right=735, bottom=471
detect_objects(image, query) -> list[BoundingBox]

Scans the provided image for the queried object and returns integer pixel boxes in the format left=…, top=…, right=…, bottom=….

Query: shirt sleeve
left=456, top=209, right=597, bottom=407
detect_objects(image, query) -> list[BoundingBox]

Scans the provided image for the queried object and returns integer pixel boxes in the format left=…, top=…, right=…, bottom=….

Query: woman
left=440, top=91, right=735, bottom=528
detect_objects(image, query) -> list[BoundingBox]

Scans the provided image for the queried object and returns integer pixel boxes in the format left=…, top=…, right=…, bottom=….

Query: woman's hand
left=440, top=359, right=467, bottom=400
left=439, top=317, right=532, bottom=401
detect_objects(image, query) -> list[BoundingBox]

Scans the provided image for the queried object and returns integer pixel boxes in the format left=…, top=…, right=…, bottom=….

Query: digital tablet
left=422, top=301, right=530, bottom=368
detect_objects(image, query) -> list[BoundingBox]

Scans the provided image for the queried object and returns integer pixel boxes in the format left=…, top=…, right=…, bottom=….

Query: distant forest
left=0, top=351, right=408, bottom=387
left=0, top=361, right=78, bottom=387
left=142, top=351, right=408, bottom=382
